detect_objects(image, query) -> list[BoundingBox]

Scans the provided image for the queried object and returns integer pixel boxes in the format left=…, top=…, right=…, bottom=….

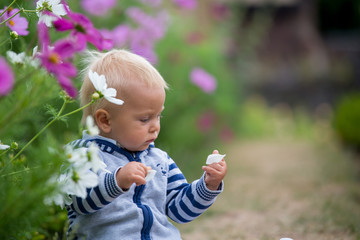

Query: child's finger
left=134, top=175, right=147, bottom=186
left=207, top=163, right=225, bottom=173
left=218, top=159, right=226, bottom=166
left=212, top=149, right=219, bottom=154
left=202, top=165, right=222, bottom=175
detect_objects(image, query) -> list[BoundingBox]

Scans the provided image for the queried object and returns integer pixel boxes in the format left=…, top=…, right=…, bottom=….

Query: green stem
left=0, top=149, right=10, bottom=158
left=22, top=10, right=37, bottom=13
left=10, top=99, right=96, bottom=162
left=0, top=165, right=44, bottom=177
left=0, top=0, right=17, bottom=19
left=59, top=100, right=95, bottom=120
left=1, top=167, right=29, bottom=177
left=10, top=100, right=68, bottom=162
left=0, top=8, right=23, bottom=26
left=0, top=38, right=11, bottom=47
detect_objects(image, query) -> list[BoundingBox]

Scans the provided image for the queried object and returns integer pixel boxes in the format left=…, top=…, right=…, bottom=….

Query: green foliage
left=333, top=92, right=360, bottom=149
left=0, top=135, right=66, bottom=239
left=237, top=96, right=318, bottom=140
left=155, top=17, right=238, bottom=179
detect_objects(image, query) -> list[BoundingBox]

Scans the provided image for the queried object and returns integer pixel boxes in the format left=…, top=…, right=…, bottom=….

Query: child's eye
left=140, top=118, right=150, bottom=123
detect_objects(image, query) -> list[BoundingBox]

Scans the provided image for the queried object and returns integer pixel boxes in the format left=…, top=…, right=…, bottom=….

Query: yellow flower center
left=49, top=52, right=61, bottom=64
left=9, top=20, right=15, bottom=26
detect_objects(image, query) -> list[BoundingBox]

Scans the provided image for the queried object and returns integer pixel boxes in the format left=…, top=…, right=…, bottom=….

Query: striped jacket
left=66, top=133, right=223, bottom=240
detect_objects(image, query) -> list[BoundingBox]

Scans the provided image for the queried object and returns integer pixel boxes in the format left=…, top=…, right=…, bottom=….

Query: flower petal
left=89, top=71, right=103, bottom=91
left=105, top=96, right=124, bottom=105
left=53, top=18, right=74, bottom=31
left=102, top=87, right=117, bottom=98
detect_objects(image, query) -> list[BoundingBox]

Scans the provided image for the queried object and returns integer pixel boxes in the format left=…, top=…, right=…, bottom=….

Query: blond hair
left=80, top=49, right=168, bottom=123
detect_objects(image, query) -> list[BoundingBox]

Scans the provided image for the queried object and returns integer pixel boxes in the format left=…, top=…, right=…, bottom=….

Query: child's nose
left=150, top=119, right=160, bottom=133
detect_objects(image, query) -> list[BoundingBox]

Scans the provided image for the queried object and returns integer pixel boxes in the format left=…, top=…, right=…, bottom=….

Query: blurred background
left=1, top=0, right=360, bottom=239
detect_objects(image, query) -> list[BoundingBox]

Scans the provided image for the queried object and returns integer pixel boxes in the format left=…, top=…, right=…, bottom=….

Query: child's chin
left=128, top=145, right=149, bottom=152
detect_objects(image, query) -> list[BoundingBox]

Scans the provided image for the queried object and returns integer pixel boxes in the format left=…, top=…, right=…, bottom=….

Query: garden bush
left=333, top=92, right=360, bottom=150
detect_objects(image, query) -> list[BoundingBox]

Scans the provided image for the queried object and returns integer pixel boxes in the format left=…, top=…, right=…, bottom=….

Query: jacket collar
left=82, top=131, right=153, bottom=161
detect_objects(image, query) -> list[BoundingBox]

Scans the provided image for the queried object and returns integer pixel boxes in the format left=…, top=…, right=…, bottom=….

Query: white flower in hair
left=89, top=70, right=124, bottom=105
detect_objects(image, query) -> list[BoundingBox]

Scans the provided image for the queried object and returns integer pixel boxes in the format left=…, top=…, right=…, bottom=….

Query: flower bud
left=10, top=142, right=18, bottom=150
left=10, top=31, right=19, bottom=40
left=92, top=92, right=100, bottom=100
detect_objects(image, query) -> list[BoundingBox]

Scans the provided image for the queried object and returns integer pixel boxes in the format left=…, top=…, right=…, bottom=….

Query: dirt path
left=176, top=138, right=360, bottom=240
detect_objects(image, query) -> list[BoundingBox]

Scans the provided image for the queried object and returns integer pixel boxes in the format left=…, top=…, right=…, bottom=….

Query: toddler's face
left=108, top=82, right=165, bottom=152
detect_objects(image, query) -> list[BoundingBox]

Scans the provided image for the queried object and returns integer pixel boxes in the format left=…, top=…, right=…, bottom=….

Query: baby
left=67, top=49, right=227, bottom=239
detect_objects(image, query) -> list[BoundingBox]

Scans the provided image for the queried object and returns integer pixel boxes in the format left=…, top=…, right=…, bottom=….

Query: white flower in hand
left=86, top=116, right=99, bottom=136
left=89, top=70, right=124, bottom=105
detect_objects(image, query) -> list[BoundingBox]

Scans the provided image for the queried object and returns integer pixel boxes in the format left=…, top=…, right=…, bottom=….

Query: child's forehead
left=123, top=85, right=165, bottom=105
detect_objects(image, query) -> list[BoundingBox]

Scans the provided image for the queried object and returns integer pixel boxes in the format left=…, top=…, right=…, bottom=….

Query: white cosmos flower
left=86, top=143, right=107, bottom=173
left=89, top=70, right=124, bottom=105
left=52, top=144, right=104, bottom=201
left=28, top=46, right=41, bottom=68
left=0, top=140, right=10, bottom=150
left=66, top=146, right=88, bottom=166
left=36, top=0, right=67, bottom=27
left=63, top=167, right=99, bottom=199
left=44, top=174, right=72, bottom=208
left=6, top=51, right=26, bottom=64
left=7, top=50, right=40, bottom=68
left=65, top=144, right=106, bottom=173
left=86, top=116, right=100, bottom=136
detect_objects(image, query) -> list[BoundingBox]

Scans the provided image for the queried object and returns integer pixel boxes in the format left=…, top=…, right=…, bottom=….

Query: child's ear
left=95, top=109, right=111, bottom=134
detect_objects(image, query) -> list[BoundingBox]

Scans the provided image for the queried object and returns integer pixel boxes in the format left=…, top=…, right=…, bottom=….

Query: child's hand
left=116, top=162, right=149, bottom=190
left=202, top=150, right=227, bottom=190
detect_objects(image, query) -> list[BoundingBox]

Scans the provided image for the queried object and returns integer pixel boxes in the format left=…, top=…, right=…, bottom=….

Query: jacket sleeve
left=165, top=157, right=223, bottom=223
left=68, top=167, right=125, bottom=215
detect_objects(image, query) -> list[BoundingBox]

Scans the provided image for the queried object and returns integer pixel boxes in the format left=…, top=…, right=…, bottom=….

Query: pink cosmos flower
left=211, top=3, right=230, bottom=21
left=127, top=8, right=169, bottom=41
left=196, top=111, right=216, bottom=133
left=80, top=0, right=116, bottom=16
left=126, top=8, right=169, bottom=64
left=37, top=23, right=78, bottom=97
left=0, top=57, right=14, bottom=96
left=130, top=28, right=158, bottom=64
left=173, top=0, right=197, bottom=10
left=190, top=67, right=217, bottom=93
left=1, top=7, right=29, bottom=36
left=53, top=5, right=112, bottom=51
left=100, top=24, right=130, bottom=48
